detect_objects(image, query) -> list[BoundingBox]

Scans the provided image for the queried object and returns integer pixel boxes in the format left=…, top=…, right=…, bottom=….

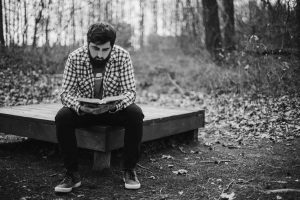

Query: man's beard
left=89, top=50, right=112, bottom=68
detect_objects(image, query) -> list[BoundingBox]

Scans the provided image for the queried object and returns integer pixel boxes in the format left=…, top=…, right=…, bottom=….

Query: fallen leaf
left=162, top=155, right=174, bottom=160
left=172, top=169, right=188, bottom=175
left=19, top=197, right=31, bottom=200
left=220, top=192, right=235, bottom=200
left=178, top=146, right=186, bottom=153
left=190, top=150, right=200, bottom=154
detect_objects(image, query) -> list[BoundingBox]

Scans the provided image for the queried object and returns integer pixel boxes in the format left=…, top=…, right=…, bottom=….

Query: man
left=54, top=22, right=144, bottom=193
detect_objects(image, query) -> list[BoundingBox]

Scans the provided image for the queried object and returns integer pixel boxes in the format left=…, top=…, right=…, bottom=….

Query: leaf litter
left=1, top=70, right=300, bottom=199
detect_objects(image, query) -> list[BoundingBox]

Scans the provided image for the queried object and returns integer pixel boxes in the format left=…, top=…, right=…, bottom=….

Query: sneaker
left=54, top=171, right=81, bottom=193
left=123, top=169, right=141, bottom=189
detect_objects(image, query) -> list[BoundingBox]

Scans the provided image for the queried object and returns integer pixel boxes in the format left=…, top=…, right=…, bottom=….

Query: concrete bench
left=0, top=103, right=204, bottom=170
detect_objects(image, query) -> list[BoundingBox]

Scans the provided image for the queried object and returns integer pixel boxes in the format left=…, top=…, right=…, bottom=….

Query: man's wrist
left=109, top=104, right=117, bottom=112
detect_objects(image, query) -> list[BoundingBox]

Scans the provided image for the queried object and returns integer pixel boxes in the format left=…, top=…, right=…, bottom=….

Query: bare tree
left=105, top=0, right=109, bottom=22
left=222, top=0, right=235, bottom=50
left=248, top=0, right=257, bottom=35
left=139, top=0, right=145, bottom=48
left=120, top=0, right=125, bottom=20
left=98, top=0, right=102, bottom=21
left=8, top=0, right=11, bottom=44
left=202, top=0, right=222, bottom=58
left=22, top=0, right=28, bottom=46
left=80, top=1, right=84, bottom=45
left=71, top=0, right=75, bottom=45
left=186, top=0, right=197, bottom=37
left=45, top=0, right=52, bottom=47
left=296, top=0, right=300, bottom=59
left=152, top=0, right=158, bottom=34
left=0, top=0, right=5, bottom=45
left=16, top=0, right=20, bottom=45
left=175, top=0, right=180, bottom=36
left=3, top=0, right=7, bottom=45
left=11, top=0, right=15, bottom=45
left=162, top=1, right=167, bottom=34
left=55, top=0, right=63, bottom=45
left=32, top=0, right=45, bottom=48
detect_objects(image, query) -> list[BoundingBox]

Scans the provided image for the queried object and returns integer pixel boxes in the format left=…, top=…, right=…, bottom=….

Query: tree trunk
left=202, top=0, right=222, bottom=58
left=249, top=0, right=257, bottom=35
left=71, top=0, right=75, bottom=46
left=44, top=0, right=52, bottom=47
left=120, top=0, right=125, bottom=20
left=139, top=0, right=145, bottom=48
left=80, top=3, right=84, bottom=45
left=32, top=0, right=44, bottom=48
left=22, top=0, right=28, bottom=46
left=8, top=0, right=11, bottom=45
left=0, top=0, right=5, bottom=46
left=162, top=1, right=167, bottom=34
left=296, top=0, right=300, bottom=59
left=105, top=0, right=109, bottom=22
left=175, top=0, right=180, bottom=36
left=187, top=0, right=197, bottom=37
left=98, top=0, right=101, bottom=21
left=152, top=0, right=158, bottom=34
left=11, top=0, right=15, bottom=45
left=3, top=0, right=7, bottom=45
left=56, top=0, right=63, bottom=45
left=222, top=0, right=235, bottom=50
left=16, top=1, right=20, bottom=45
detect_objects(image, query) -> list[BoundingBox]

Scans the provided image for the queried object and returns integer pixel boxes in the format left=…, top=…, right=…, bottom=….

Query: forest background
left=1, top=1, right=300, bottom=199
left=0, top=0, right=299, bottom=107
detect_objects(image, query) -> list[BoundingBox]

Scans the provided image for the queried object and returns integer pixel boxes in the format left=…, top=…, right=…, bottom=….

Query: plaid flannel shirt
left=60, top=45, right=136, bottom=114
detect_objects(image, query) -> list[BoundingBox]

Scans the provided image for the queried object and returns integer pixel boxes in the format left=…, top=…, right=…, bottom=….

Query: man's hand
left=79, top=103, right=116, bottom=115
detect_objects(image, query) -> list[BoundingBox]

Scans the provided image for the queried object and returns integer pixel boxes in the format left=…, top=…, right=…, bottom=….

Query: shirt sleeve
left=60, top=55, right=81, bottom=114
left=114, top=55, right=136, bottom=111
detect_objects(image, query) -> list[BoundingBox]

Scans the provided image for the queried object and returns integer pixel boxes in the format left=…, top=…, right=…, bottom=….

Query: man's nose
left=97, top=50, right=103, bottom=58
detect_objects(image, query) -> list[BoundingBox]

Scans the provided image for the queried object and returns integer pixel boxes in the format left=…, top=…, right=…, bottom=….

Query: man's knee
left=55, top=107, right=77, bottom=125
left=124, top=104, right=144, bottom=123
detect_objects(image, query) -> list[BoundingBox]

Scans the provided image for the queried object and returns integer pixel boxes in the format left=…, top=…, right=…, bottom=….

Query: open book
left=78, top=95, right=125, bottom=107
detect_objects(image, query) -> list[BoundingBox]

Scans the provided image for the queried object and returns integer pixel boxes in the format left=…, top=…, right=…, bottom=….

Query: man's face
left=88, top=41, right=112, bottom=61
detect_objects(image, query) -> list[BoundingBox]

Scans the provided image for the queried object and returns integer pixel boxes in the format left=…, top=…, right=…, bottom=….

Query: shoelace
left=126, top=170, right=136, bottom=181
left=60, top=175, right=72, bottom=184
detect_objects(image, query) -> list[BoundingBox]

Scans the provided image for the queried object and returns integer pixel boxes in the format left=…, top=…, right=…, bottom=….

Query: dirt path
left=0, top=135, right=299, bottom=200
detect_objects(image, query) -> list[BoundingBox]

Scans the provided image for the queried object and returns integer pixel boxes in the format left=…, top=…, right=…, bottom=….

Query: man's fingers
left=81, top=105, right=110, bottom=115
left=91, top=106, right=109, bottom=115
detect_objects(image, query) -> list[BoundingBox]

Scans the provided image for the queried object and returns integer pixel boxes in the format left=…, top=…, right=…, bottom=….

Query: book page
left=78, top=94, right=125, bottom=105
left=102, top=95, right=126, bottom=103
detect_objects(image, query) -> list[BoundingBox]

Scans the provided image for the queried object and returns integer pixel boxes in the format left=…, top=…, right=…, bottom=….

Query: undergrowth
left=0, top=44, right=299, bottom=99
left=133, top=47, right=300, bottom=96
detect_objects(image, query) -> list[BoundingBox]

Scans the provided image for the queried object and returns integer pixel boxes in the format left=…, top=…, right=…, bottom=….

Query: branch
left=223, top=180, right=235, bottom=193
left=166, top=72, right=186, bottom=96
left=264, top=189, right=300, bottom=194
left=218, top=180, right=235, bottom=200
left=199, top=160, right=232, bottom=164
left=137, top=163, right=154, bottom=174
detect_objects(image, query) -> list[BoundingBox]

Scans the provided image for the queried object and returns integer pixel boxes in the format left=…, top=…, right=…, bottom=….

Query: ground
left=0, top=133, right=299, bottom=200
left=0, top=93, right=300, bottom=200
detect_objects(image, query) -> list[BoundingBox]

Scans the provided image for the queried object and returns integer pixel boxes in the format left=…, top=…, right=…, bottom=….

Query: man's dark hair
left=87, top=22, right=116, bottom=46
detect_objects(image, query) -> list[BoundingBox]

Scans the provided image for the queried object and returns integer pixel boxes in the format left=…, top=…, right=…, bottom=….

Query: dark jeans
left=55, top=103, right=144, bottom=172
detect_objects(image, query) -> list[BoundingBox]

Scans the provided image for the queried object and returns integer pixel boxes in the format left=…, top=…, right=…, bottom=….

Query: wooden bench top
left=0, top=103, right=204, bottom=152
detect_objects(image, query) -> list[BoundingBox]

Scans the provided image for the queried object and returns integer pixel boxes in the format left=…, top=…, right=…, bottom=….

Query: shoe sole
left=123, top=178, right=141, bottom=190
left=54, top=181, right=82, bottom=193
